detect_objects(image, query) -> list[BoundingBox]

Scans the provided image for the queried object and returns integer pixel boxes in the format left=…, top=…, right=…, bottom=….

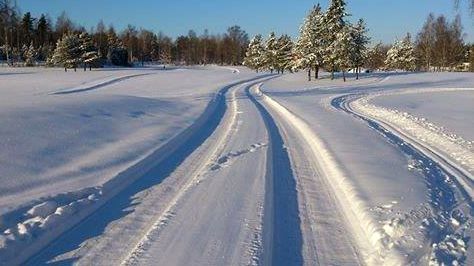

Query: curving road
left=19, top=72, right=473, bottom=266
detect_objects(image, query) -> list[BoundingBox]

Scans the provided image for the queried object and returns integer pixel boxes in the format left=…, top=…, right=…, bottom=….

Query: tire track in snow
left=24, top=75, right=271, bottom=265
left=247, top=84, right=304, bottom=266
left=332, top=94, right=472, bottom=265
left=253, top=85, right=405, bottom=265
left=120, top=76, right=275, bottom=265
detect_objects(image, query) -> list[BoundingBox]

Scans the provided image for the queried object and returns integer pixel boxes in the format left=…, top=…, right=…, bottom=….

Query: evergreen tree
left=21, top=12, right=34, bottom=46
left=330, top=26, right=353, bottom=81
left=294, top=4, right=325, bottom=80
left=275, top=34, right=294, bottom=73
left=107, top=28, right=128, bottom=66
left=243, top=34, right=265, bottom=72
left=323, top=0, right=349, bottom=79
left=36, top=14, right=50, bottom=46
left=350, top=19, right=370, bottom=79
left=52, top=33, right=81, bottom=71
left=24, top=41, right=36, bottom=66
left=79, top=32, right=99, bottom=70
left=365, top=42, right=389, bottom=70
left=385, top=34, right=416, bottom=71
left=263, top=32, right=278, bottom=73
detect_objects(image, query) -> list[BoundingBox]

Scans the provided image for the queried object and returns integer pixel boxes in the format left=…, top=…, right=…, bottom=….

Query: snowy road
left=2, top=69, right=473, bottom=265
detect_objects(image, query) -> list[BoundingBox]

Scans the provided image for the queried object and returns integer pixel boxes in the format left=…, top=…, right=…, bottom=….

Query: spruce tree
left=243, top=34, right=265, bottom=72
left=323, top=0, right=349, bottom=79
left=275, top=34, right=294, bottom=74
left=385, top=34, right=416, bottom=71
left=52, top=33, right=81, bottom=71
left=107, top=29, right=129, bottom=66
left=330, top=26, right=353, bottom=81
left=79, top=32, right=100, bottom=70
left=24, top=42, right=36, bottom=66
left=366, top=42, right=389, bottom=71
left=295, top=4, right=325, bottom=80
left=350, top=19, right=370, bottom=79
left=263, top=32, right=278, bottom=73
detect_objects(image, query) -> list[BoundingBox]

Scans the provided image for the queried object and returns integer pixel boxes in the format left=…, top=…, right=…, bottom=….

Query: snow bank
left=351, top=88, right=474, bottom=198
left=0, top=188, right=102, bottom=264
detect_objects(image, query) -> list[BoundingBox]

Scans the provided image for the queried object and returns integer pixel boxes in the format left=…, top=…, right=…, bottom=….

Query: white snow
left=351, top=88, right=474, bottom=190
left=1, top=67, right=473, bottom=265
left=0, top=65, right=260, bottom=264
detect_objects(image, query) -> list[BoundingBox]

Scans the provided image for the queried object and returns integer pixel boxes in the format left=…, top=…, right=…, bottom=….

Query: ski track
left=254, top=85, right=403, bottom=265
left=51, top=72, right=156, bottom=95
left=20, top=75, right=272, bottom=265
left=331, top=93, right=472, bottom=265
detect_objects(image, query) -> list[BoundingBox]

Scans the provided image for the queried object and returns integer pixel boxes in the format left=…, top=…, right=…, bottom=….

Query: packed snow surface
left=0, top=68, right=473, bottom=265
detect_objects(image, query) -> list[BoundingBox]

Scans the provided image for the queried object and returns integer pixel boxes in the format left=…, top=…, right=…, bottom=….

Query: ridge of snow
left=351, top=88, right=474, bottom=192
left=255, top=85, right=405, bottom=265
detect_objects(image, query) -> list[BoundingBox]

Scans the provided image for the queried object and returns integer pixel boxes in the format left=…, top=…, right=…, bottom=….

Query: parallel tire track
left=24, top=75, right=271, bottom=265
left=252, top=85, right=405, bottom=265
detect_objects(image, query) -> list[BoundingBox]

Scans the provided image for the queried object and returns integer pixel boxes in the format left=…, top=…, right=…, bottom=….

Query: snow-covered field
left=0, top=68, right=473, bottom=265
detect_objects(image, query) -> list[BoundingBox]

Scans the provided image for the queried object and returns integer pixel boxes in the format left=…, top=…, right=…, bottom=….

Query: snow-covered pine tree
left=20, top=44, right=28, bottom=62
left=52, top=33, right=81, bottom=71
left=275, top=34, right=294, bottom=74
left=107, top=30, right=129, bottom=66
left=294, top=4, right=325, bottom=80
left=322, top=0, right=349, bottom=79
left=365, top=42, right=389, bottom=71
left=243, top=34, right=265, bottom=72
left=24, top=42, right=37, bottom=66
left=79, top=32, right=100, bottom=70
left=385, top=41, right=401, bottom=70
left=385, top=33, right=416, bottom=71
left=263, top=32, right=278, bottom=73
left=330, top=25, right=353, bottom=81
left=350, top=19, right=370, bottom=79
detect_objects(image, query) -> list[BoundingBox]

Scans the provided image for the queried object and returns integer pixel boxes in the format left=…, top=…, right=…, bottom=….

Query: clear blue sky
left=17, top=0, right=474, bottom=43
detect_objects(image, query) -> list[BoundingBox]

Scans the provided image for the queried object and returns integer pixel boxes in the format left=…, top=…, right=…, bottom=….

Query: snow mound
left=0, top=188, right=101, bottom=264
left=26, top=201, right=58, bottom=218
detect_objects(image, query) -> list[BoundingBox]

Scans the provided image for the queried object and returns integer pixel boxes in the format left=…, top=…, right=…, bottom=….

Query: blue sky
left=17, top=0, right=474, bottom=43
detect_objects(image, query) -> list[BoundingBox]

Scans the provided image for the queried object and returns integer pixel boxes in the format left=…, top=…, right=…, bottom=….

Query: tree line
left=0, top=0, right=249, bottom=69
left=244, top=0, right=370, bottom=81
left=1, top=0, right=473, bottom=73
left=244, top=0, right=473, bottom=81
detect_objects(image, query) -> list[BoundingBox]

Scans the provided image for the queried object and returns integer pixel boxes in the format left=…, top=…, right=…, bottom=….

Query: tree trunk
left=314, top=66, right=319, bottom=79
left=308, top=68, right=311, bottom=81
left=64, top=67, right=67, bottom=72
left=4, top=26, right=10, bottom=66
left=342, top=70, right=346, bottom=82
left=331, top=70, right=334, bottom=80
left=356, top=66, right=359, bottom=80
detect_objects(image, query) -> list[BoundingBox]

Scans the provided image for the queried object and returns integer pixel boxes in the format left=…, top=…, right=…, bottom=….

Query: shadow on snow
left=25, top=75, right=270, bottom=265
left=247, top=87, right=303, bottom=266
